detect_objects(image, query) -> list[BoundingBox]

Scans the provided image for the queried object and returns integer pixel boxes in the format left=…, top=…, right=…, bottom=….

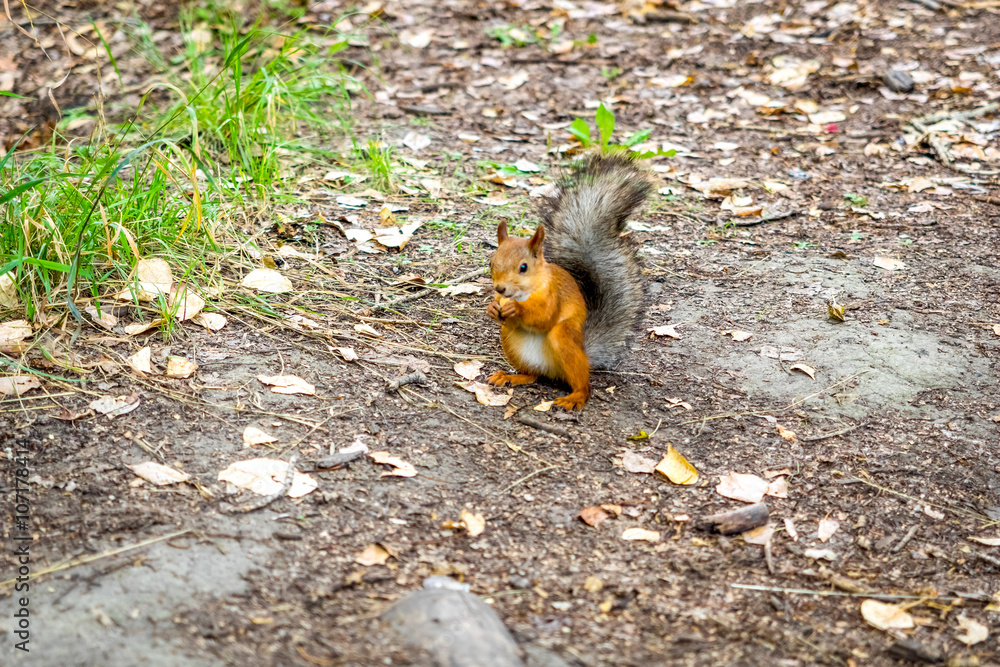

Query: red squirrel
left=486, top=153, right=652, bottom=410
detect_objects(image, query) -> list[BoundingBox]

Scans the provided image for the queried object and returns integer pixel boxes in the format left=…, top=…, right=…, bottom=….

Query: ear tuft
left=528, top=224, right=545, bottom=255
left=497, top=220, right=509, bottom=244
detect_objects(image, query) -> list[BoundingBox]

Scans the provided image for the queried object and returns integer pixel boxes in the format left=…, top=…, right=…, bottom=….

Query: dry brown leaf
left=873, top=257, right=905, bottom=271
left=716, top=472, right=768, bottom=503
left=257, top=374, right=316, bottom=395
left=129, top=462, right=190, bottom=486
left=784, top=517, right=799, bottom=541
left=648, top=324, right=680, bottom=339
left=374, top=221, right=423, bottom=249
left=742, top=524, right=775, bottom=545
left=337, top=347, right=359, bottom=362
left=580, top=506, right=609, bottom=527
left=127, top=347, right=153, bottom=374
left=818, top=518, right=840, bottom=542
left=724, top=329, right=754, bottom=341
left=356, top=543, right=392, bottom=566
left=243, top=426, right=277, bottom=447
left=622, top=450, right=658, bottom=474
left=460, top=508, right=486, bottom=537
left=766, top=476, right=789, bottom=498
left=217, top=458, right=317, bottom=498
left=166, top=357, right=197, bottom=379
left=241, top=268, right=293, bottom=293
left=0, top=273, right=19, bottom=308
left=453, top=360, right=483, bottom=380
left=135, top=258, right=173, bottom=301
left=969, top=536, right=1000, bottom=546
left=956, top=615, right=989, bottom=646
left=354, top=323, right=381, bottom=337
left=457, top=381, right=511, bottom=407
left=191, top=312, right=227, bottom=331
left=860, top=600, right=914, bottom=631
left=85, top=305, right=118, bottom=329
left=441, top=283, right=482, bottom=297
left=0, top=375, right=41, bottom=397
left=655, top=445, right=699, bottom=485
left=170, top=288, right=205, bottom=321
left=124, top=319, right=162, bottom=336
left=89, top=392, right=141, bottom=418
left=369, top=451, right=417, bottom=477
left=532, top=400, right=554, bottom=412
left=621, top=528, right=660, bottom=542
left=776, top=424, right=797, bottom=442
left=789, top=363, right=816, bottom=380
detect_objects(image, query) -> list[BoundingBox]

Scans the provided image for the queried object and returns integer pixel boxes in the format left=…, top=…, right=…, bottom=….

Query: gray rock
left=381, top=589, right=523, bottom=667
left=882, top=69, right=915, bottom=93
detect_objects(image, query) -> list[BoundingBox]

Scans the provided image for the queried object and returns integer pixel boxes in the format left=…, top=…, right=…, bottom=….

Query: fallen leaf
left=956, top=615, right=989, bottom=646
left=724, top=329, right=754, bottom=341
left=621, top=528, right=660, bottom=542
left=441, top=283, right=482, bottom=297
left=89, top=392, right=141, bottom=418
left=217, top=458, right=317, bottom=497
left=457, top=381, right=511, bottom=406
left=0, top=376, right=41, bottom=397
left=790, top=363, right=816, bottom=380
left=337, top=347, right=359, bottom=362
left=532, top=400, right=554, bottom=412
left=804, top=548, right=837, bottom=561
left=766, top=476, right=789, bottom=498
left=402, top=131, right=431, bottom=152
left=828, top=301, right=846, bottom=322
left=742, top=523, right=775, bottom=545
left=354, top=323, right=381, bottom=337
left=0, top=273, right=19, bottom=308
left=622, top=450, right=658, bottom=474
left=498, top=69, right=528, bottom=90
left=776, top=424, right=797, bottom=442
left=170, top=288, right=205, bottom=321
left=0, top=320, right=32, bottom=346
left=460, top=508, right=486, bottom=537
left=165, top=357, right=197, bottom=379
left=655, top=445, right=699, bottom=485
left=124, top=319, right=162, bottom=336
left=374, top=221, right=423, bottom=249
left=399, top=28, right=433, bottom=49
left=453, top=360, right=483, bottom=380
left=243, top=427, right=277, bottom=447
left=808, top=110, right=846, bottom=125
left=85, top=305, right=118, bottom=329
left=127, top=347, right=153, bottom=374
left=861, top=600, right=914, bottom=631
left=873, top=257, right=905, bottom=271
left=369, top=451, right=417, bottom=477
left=191, top=312, right=227, bottom=331
left=784, top=517, right=799, bottom=541
left=241, top=268, right=293, bottom=293
left=356, top=543, right=392, bottom=566
left=969, top=536, right=1000, bottom=546
left=584, top=576, right=603, bottom=593
left=716, top=472, right=768, bottom=503
left=580, top=506, right=609, bottom=527
left=818, top=518, right=840, bottom=542
left=257, top=374, right=316, bottom=395
left=135, top=258, right=173, bottom=301
left=760, top=346, right=800, bottom=361
left=648, top=324, right=680, bottom=339
left=129, top=462, right=190, bottom=486
left=992, top=324, right=1000, bottom=337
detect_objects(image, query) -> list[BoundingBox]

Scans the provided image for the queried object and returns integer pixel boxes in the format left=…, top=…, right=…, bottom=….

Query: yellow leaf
left=860, top=600, right=914, bottom=631
left=827, top=301, right=846, bottom=322
left=655, top=445, right=699, bottom=485
left=621, top=528, right=660, bottom=542
left=460, top=509, right=486, bottom=537
left=356, top=543, right=391, bottom=566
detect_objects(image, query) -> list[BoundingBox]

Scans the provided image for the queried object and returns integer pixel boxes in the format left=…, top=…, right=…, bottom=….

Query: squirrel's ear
left=497, top=220, right=509, bottom=244
left=528, top=224, right=545, bottom=256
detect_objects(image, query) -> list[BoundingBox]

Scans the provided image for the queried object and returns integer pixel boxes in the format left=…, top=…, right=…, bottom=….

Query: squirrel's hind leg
left=488, top=372, right=538, bottom=387
left=548, top=323, right=591, bottom=410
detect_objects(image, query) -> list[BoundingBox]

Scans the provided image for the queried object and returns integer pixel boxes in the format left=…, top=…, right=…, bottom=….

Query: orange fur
left=487, top=221, right=591, bottom=410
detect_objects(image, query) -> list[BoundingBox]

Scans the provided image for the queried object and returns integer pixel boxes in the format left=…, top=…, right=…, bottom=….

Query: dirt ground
left=3, top=0, right=1000, bottom=665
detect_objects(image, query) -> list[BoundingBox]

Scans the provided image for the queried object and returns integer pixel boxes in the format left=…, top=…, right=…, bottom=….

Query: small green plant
left=486, top=24, right=537, bottom=48
left=793, top=241, right=816, bottom=249
left=567, top=104, right=673, bottom=158
left=843, top=192, right=868, bottom=207
left=850, top=230, right=863, bottom=241
left=601, top=66, right=622, bottom=81
left=361, top=140, right=394, bottom=192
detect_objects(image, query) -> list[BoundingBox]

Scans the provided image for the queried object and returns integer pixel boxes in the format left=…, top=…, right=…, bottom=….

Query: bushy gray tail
left=540, top=152, right=652, bottom=369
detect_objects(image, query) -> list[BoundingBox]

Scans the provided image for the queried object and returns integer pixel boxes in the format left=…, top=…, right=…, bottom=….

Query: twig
left=802, top=422, right=867, bottom=442
left=848, top=476, right=989, bottom=522
left=891, top=525, right=919, bottom=553
left=376, top=267, right=488, bottom=310
left=0, top=529, right=193, bottom=587
left=515, top=415, right=571, bottom=438
left=731, top=209, right=801, bottom=227
left=730, top=583, right=964, bottom=601
left=499, top=464, right=557, bottom=495
left=219, top=453, right=299, bottom=514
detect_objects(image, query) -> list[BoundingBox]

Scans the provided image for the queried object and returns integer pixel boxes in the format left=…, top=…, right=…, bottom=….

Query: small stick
left=516, top=415, right=572, bottom=438
left=891, top=525, right=919, bottom=553
left=387, top=369, right=428, bottom=391
left=498, top=464, right=557, bottom=495
left=377, top=267, right=488, bottom=310
left=730, top=583, right=965, bottom=601
left=802, top=422, right=867, bottom=442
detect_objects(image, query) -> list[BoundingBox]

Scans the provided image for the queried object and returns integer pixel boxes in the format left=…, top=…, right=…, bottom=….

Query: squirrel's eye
left=519, top=263, right=528, bottom=273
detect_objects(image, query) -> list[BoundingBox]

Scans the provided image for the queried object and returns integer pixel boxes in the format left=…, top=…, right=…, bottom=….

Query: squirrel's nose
left=496, top=286, right=506, bottom=295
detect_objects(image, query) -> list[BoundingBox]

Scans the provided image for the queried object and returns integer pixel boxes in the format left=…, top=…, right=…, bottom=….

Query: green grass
left=0, top=8, right=363, bottom=325
left=359, top=140, right=395, bottom=193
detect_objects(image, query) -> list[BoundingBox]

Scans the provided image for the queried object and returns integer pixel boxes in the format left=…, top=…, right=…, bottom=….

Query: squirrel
left=486, top=152, right=652, bottom=410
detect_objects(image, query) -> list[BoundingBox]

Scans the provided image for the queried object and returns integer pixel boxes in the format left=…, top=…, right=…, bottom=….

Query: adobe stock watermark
left=9, top=438, right=32, bottom=654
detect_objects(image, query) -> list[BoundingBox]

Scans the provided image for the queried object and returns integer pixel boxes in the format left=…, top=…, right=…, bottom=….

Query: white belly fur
left=510, top=330, right=557, bottom=377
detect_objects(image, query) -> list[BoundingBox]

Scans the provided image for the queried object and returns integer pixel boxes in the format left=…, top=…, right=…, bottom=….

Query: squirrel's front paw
left=554, top=393, right=587, bottom=411
left=486, top=300, right=502, bottom=321
left=499, top=299, right=517, bottom=320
